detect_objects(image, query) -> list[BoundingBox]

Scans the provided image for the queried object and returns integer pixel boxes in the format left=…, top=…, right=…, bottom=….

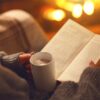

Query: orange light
left=43, top=8, right=66, bottom=21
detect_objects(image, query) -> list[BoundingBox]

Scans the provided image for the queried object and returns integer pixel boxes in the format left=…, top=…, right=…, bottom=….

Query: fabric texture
left=0, top=51, right=35, bottom=100
left=49, top=67, right=100, bottom=100
left=0, top=15, right=28, bottom=54
left=0, top=10, right=48, bottom=54
left=0, top=52, right=28, bottom=79
left=1, top=51, right=100, bottom=100
left=0, top=65, right=30, bottom=100
left=0, top=51, right=7, bottom=61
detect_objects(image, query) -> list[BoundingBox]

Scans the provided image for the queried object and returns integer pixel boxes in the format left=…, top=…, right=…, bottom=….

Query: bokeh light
left=43, top=9, right=66, bottom=21
left=83, top=1, right=94, bottom=15
left=72, top=4, right=83, bottom=18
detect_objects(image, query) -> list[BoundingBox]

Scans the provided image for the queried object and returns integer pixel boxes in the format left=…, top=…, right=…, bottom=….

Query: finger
left=19, top=53, right=31, bottom=64
left=89, top=60, right=95, bottom=67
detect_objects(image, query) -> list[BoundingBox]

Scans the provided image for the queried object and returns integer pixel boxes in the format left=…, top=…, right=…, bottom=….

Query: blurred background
left=0, top=0, right=100, bottom=39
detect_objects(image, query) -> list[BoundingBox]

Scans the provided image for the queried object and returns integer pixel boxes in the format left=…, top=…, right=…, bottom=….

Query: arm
left=73, top=60, right=100, bottom=100
left=49, top=81, right=78, bottom=100
left=0, top=65, right=30, bottom=100
left=0, top=51, right=35, bottom=99
left=50, top=60, right=100, bottom=100
left=0, top=52, right=31, bottom=80
left=73, top=67, right=100, bottom=100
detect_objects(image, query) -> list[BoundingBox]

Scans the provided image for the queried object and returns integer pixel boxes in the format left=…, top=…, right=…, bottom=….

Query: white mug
left=30, top=52, right=56, bottom=92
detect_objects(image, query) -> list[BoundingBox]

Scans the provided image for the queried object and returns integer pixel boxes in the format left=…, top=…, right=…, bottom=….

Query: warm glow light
left=63, top=2, right=74, bottom=12
left=52, top=10, right=66, bottom=21
left=83, top=1, right=94, bottom=15
left=72, top=4, right=82, bottom=18
left=55, top=0, right=74, bottom=12
left=43, top=9, right=66, bottom=21
left=55, top=0, right=65, bottom=7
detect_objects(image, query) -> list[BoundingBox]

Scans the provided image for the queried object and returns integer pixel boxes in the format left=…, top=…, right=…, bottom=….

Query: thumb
left=89, top=60, right=95, bottom=67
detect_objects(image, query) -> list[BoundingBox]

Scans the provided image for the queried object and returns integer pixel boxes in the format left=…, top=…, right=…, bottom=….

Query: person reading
left=0, top=51, right=100, bottom=100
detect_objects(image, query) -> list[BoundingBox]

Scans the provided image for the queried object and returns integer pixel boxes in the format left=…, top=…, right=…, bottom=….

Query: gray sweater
left=49, top=67, right=100, bottom=100
left=1, top=52, right=100, bottom=100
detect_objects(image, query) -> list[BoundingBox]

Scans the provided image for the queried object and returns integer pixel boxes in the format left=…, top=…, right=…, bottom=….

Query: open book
left=42, top=19, right=100, bottom=82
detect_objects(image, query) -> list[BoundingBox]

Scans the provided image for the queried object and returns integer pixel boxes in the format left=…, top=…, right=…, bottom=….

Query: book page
left=58, top=35, right=100, bottom=82
left=42, top=19, right=94, bottom=78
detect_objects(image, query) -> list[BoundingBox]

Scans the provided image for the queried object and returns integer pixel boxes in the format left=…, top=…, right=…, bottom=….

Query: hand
left=1, top=52, right=33, bottom=79
left=19, top=53, right=31, bottom=64
left=0, top=65, right=29, bottom=100
left=89, top=59, right=100, bottom=68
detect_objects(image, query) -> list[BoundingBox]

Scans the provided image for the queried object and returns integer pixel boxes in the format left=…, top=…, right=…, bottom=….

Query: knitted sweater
left=49, top=67, right=100, bottom=100
left=1, top=52, right=100, bottom=100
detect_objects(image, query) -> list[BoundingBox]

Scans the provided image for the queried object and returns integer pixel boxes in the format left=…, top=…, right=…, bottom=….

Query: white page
left=42, top=19, right=94, bottom=78
left=58, top=35, right=100, bottom=82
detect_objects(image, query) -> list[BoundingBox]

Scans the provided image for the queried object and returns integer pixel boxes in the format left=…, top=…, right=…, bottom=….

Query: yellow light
left=63, top=2, right=74, bottom=12
left=72, top=4, right=82, bottom=18
left=51, top=10, right=66, bottom=21
left=43, top=9, right=66, bottom=21
left=55, top=0, right=74, bottom=12
left=55, top=0, right=65, bottom=7
left=83, top=1, right=94, bottom=15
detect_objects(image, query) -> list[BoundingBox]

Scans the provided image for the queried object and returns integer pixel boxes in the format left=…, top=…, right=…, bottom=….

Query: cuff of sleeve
left=0, top=52, right=30, bottom=80
left=0, top=51, right=7, bottom=63
left=50, top=81, right=78, bottom=100
left=1, top=52, right=23, bottom=68
left=79, top=67, right=100, bottom=86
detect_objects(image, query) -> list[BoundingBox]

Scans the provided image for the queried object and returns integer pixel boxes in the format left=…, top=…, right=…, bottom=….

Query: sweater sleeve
left=0, top=51, right=7, bottom=62
left=49, top=67, right=100, bottom=100
left=0, top=52, right=29, bottom=79
left=49, top=81, right=78, bottom=100
left=0, top=65, right=30, bottom=100
left=73, top=67, right=100, bottom=100
left=79, top=67, right=100, bottom=88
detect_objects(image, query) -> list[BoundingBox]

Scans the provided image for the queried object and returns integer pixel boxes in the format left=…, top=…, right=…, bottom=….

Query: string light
left=43, top=9, right=66, bottom=21
left=72, top=4, right=83, bottom=18
left=83, top=1, right=94, bottom=15
left=45, top=0, right=96, bottom=19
